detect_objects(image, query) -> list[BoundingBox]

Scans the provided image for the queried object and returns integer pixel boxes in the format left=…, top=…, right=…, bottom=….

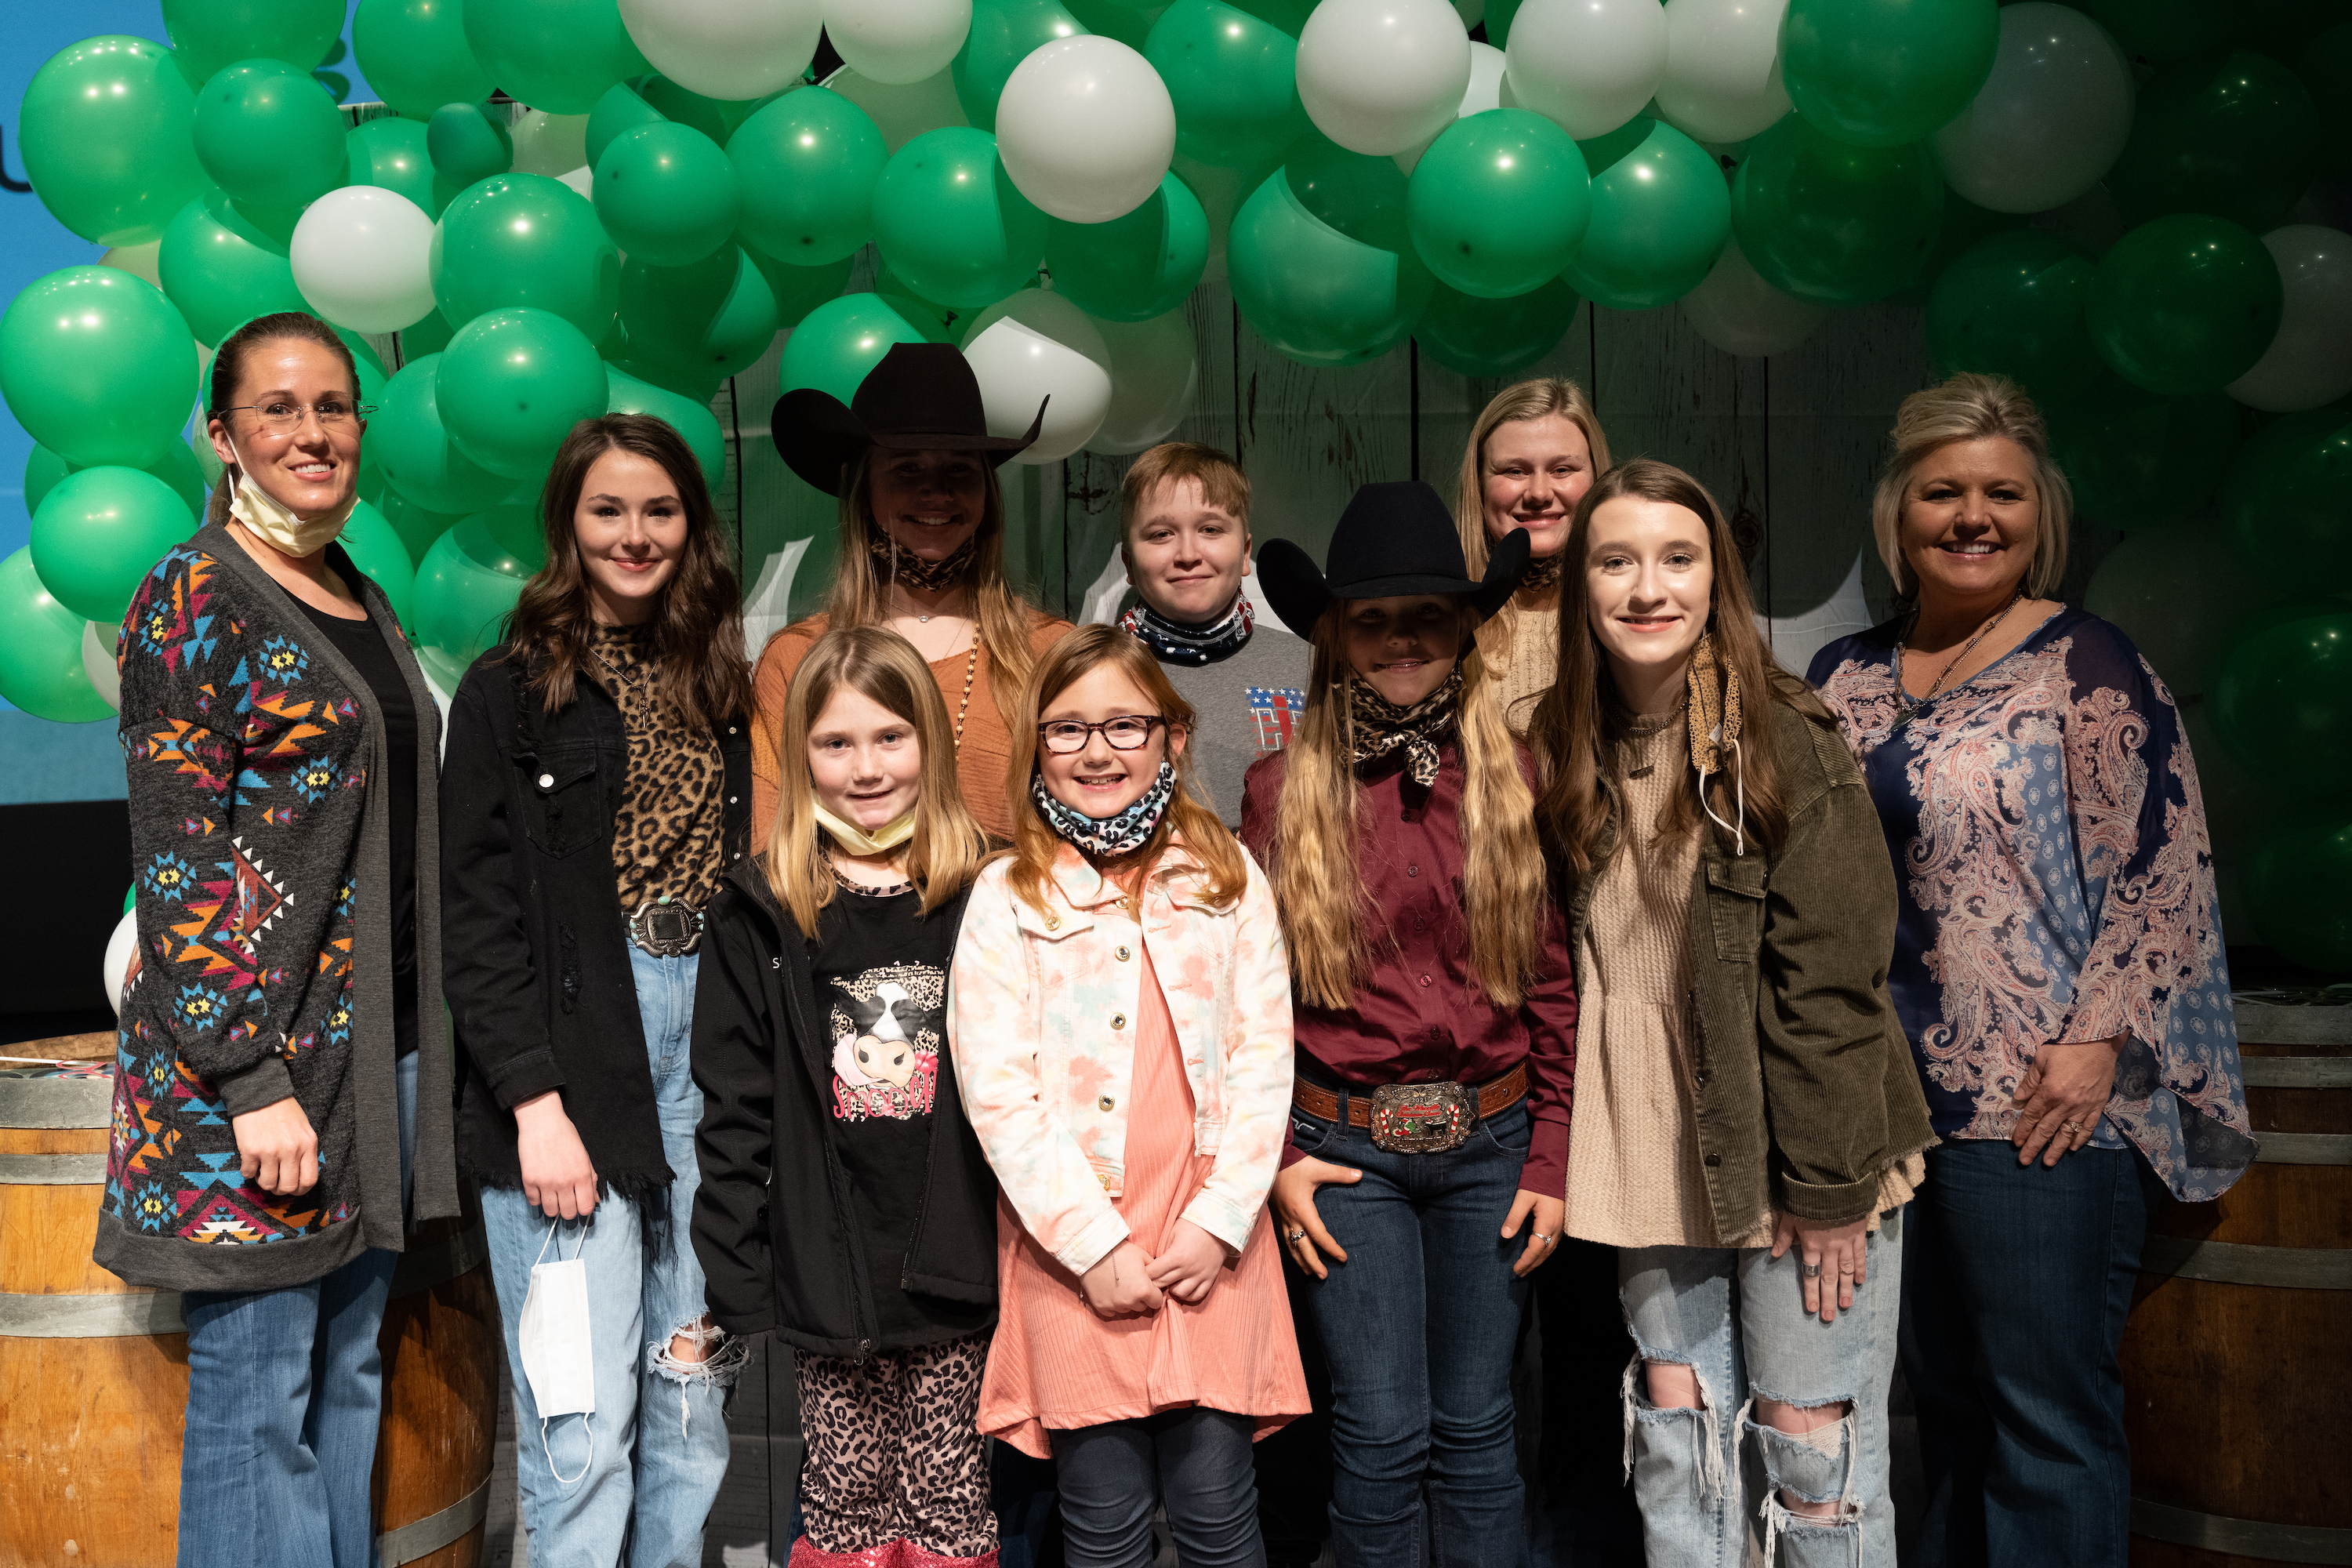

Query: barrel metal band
left=377, top=1475, right=489, bottom=1566
left=2243, top=1057, right=2352, bottom=1090
left=0, top=1076, right=112, bottom=1130
left=2132, top=1496, right=2352, bottom=1565
left=0, top=1152, right=107, bottom=1184
left=2140, top=1234, right=2352, bottom=1291
left=2256, top=1131, right=2352, bottom=1166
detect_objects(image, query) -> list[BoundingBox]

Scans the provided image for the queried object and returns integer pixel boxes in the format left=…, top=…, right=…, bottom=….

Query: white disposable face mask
left=518, top=1219, right=597, bottom=1483
left=223, top=439, right=356, bottom=557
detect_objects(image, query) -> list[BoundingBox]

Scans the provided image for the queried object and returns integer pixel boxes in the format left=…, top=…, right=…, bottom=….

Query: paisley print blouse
left=1808, top=608, right=2255, bottom=1203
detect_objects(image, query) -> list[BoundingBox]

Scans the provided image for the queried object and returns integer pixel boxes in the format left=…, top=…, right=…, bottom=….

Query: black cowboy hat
left=1256, top=480, right=1530, bottom=638
left=771, top=341, right=1047, bottom=496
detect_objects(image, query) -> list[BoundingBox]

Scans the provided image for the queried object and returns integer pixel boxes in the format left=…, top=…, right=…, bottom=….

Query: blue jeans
left=1617, top=1209, right=1907, bottom=1568
left=479, top=946, right=742, bottom=1568
left=1293, top=1098, right=1534, bottom=1568
left=1056, top=1406, right=1266, bottom=1568
left=179, top=1050, right=418, bottom=1568
left=1900, top=1140, right=2160, bottom=1568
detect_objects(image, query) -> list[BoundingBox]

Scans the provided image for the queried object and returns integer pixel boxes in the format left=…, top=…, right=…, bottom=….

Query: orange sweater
left=749, top=609, right=1074, bottom=843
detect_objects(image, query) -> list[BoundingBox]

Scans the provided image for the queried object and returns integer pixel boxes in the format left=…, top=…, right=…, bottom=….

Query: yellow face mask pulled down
left=813, top=804, right=917, bottom=858
left=225, top=451, right=356, bottom=558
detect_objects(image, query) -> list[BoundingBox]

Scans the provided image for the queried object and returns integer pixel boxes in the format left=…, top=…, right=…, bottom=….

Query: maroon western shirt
left=1240, top=740, right=1577, bottom=1195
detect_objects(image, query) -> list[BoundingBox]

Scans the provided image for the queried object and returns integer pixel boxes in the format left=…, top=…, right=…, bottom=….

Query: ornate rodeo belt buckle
left=628, top=898, right=703, bottom=956
left=1367, top=1081, right=1475, bottom=1153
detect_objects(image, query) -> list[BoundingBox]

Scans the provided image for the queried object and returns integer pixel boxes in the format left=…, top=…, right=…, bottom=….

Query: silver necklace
left=1893, top=591, right=2019, bottom=730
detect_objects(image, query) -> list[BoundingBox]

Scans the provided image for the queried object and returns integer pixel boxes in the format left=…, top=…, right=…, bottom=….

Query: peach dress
left=976, top=947, right=1308, bottom=1459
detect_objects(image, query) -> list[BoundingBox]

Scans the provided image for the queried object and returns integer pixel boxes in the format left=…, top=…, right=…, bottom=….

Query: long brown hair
left=828, top=452, right=1043, bottom=719
left=1265, top=604, right=1545, bottom=1012
left=1528, top=459, right=1814, bottom=884
left=505, top=413, right=752, bottom=733
left=203, top=311, right=363, bottom=526
left=764, top=626, right=991, bottom=935
left=1002, top=624, right=1250, bottom=916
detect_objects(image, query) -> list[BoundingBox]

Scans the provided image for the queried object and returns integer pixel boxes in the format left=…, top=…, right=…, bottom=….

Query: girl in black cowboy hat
left=1237, top=481, right=1579, bottom=1568
left=756, top=342, right=1075, bottom=844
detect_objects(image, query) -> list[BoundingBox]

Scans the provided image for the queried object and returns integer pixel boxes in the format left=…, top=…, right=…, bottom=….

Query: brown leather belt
left=1292, top=1065, right=1529, bottom=1154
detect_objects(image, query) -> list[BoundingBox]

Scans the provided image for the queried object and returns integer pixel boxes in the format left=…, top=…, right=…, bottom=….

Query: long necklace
left=951, top=631, right=978, bottom=750
left=1893, top=591, right=2020, bottom=730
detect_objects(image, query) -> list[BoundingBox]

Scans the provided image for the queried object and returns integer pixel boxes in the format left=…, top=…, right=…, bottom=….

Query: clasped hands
left=1078, top=1220, right=1229, bottom=1319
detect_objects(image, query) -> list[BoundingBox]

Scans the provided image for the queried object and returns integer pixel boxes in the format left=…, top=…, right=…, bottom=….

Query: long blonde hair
left=1266, top=605, right=1546, bottom=1012
left=1454, top=379, right=1613, bottom=667
left=827, top=452, right=1044, bottom=718
left=1002, top=625, right=1250, bottom=916
left=764, top=626, right=991, bottom=936
left=1871, top=372, right=2071, bottom=606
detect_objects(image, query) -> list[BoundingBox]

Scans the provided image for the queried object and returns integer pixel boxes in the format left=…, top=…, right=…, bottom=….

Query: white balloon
left=1088, top=311, right=1198, bottom=455
left=1504, top=0, right=1666, bottom=141
left=960, top=288, right=1111, bottom=368
left=81, top=621, right=120, bottom=713
left=97, top=241, right=164, bottom=289
left=965, top=318, right=1113, bottom=463
left=825, top=0, right=972, bottom=87
left=290, top=186, right=437, bottom=333
left=2227, top=225, right=2352, bottom=412
left=1296, top=0, right=1472, bottom=158
left=1932, top=3, right=2133, bottom=216
left=509, top=111, right=591, bottom=177
left=996, top=37, right=1177, bottom=224
left=1394, top=41, right=1508, bottom=175
left=1653, top=0, right=1791, bottom=146
left=1678, top=233, right=1826, bottom=357
left=822, top=64, right=971, bottom=154
left=103, top=907, right=137, bottom=1021
left=617, top=0, right=822, bottom=100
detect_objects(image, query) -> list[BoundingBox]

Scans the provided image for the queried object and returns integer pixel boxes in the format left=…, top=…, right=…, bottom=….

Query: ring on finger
left=1802, top=1261, right=1823, bottom=1279
left=1285, top=1228, right=1306, bottom=1243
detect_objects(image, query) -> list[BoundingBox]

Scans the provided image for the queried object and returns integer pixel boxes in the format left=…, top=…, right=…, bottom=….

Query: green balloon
left=779, top=294, right=928, bottom=408
left=23, top=447, right=73, bottom=520
left=1414, top=278, right=1581, bottom=376
left=1926, top=230, right=2101, bottom=404
left=436, top=307, right=609, bottom=477
left=1730, top=114, right=1944, bottom=306
left=2082, top=517, right=2267, bottom=700
left=1145, top=0, right=1309, bottom=170
left=873, top=129, right=1051, bottom=311
left=371, top=352, right=517, bottom=514
left=2086, top=214, right=2284, bottom=396
left=1781, top=0, right=1999, bottom=149
left=347, top=116, right=451, bottom=216
left=617, top=247, right=780, bottom=383
left=163, top=0, right=343, bottom=82
left=1065, top=0, right=1154, bottom=49
left=30, top=466, right=198, bottom=624
left=0, top=267, right=199, bottom=469
left=27, top=443, right=206, bottom=526
left=635, top=75, right=751, bottom=146
left=732, top=88, right=890, bottom=268
left=463, top=0, right=651, bottom=117
left=1887, top=191, right=2022, bottom=309
left=158, top=188, right=307, bottom=349
left=191, top=60, right=349, bottom=211
left=1229, top=168, right=1431, bottom=368
left=1559, top=117, right=1727, bottom=311
left=2045, top=374, right=2241, bottom=530
left=1485, top=0, right=1526, bottom=48
left=2246, top=801, right=2352, bottom=971
left=18, top=36, right=209, bottom=247
left=428, top=102, right=514, bottom=187
left=586, top=81, right=668, bottom=171
left=2212, top=600, right=2352, bottom=780
left=873, top=270, right=967, bottom=343
left=2223, top=409, right=2352, bottom=592
left=2069, top=0, right=2232, bottom=64
left=0, top=548, right=112, bottom=723
left=355, top=0, right=497, bottom=120
left=1284, top=132, right=1411, bottom=254
left=2104, top=51, right=2320, bottom=232
left=376, top=487, right=466, bottom=567
left=1047, top=175, right=1210, bottom=321
left=593, top=122, right=739, bottom=269
left=2300, top=24, right=2352, bottom=180
left=1407, top=110, right=1591, bottom=300
left=335, top=499, right=418, bottom=626
left=955, top=0, right=1089, bottom=132
left=432, top=173, right=622, bottom=340
left=605, top=365, right=726, bottom=483
left=412, top=504, right=548, bottom=685
left=401, top=307, right=459, bottom=360
left=745, top=249, right=855, bottom=328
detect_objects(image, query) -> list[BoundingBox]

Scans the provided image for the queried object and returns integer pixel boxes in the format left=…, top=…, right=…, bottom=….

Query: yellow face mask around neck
left=813, top=803, right=917, bottom=857
left=225, top=448, right=357, bottom=558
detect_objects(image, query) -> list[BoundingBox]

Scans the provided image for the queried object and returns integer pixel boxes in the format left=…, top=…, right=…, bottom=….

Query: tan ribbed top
left=1489, top=603, right=1560, bottom=735
left=1563, top=712, right=1920, bottom=1249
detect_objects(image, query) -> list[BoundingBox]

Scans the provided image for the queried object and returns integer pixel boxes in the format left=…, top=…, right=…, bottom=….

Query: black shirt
left=811, top=875, right=992, bottom=1344
left=296, top=597, right=419, bottom=1058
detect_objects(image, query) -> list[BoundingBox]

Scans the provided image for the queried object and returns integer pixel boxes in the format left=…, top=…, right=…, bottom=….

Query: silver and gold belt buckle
left=628, top=898, right=703, bottom=956
left=1367, top=1081, right=1475, bottom=1153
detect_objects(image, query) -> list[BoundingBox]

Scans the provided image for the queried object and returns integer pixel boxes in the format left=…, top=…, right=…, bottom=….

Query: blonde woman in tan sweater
left=1527, top=460, right=1933, bottom=1568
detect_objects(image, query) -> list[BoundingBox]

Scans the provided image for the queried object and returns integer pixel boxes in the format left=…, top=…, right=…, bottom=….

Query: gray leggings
left=1054, top=1406, right=1267, bottom=1568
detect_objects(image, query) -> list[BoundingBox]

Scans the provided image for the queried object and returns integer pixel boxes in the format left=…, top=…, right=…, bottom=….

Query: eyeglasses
left=1037, top=715, right=1167, bottom=753
left=218, top=399, right=375, bottom=435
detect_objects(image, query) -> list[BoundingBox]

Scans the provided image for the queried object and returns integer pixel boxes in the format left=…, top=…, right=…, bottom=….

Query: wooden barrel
left=2122, top=989, right=2352, bottom=1566
left=0, top=1046, right=499, bottom=1567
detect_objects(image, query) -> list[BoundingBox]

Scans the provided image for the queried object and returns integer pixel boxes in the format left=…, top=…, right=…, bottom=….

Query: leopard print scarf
left=868, top=530, right=978, bottom=592
left=1346, top=666, right=1463, bottom=788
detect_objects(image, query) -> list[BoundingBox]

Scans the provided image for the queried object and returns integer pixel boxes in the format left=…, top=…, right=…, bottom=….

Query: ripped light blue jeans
left=479, top=946, right=746, bottom=1568
left=1617, top=1207, right=1906, bottom=1568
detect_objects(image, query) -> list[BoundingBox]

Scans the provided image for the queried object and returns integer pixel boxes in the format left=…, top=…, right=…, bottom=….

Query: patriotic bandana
left=1031, top=760, right=1178, bottom=858
left=869, top=529, right=978, bottom=592
left=1346, top=666, right=1463, bottom=788
left=1120, top=595, right=1254, bottom=665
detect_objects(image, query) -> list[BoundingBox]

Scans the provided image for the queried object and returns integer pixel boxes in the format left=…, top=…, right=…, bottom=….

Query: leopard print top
left=586, top=624, right=728, bottom=913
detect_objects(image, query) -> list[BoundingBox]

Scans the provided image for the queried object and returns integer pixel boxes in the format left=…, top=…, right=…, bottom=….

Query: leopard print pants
left=793, top=1332, right=999, bottom=1566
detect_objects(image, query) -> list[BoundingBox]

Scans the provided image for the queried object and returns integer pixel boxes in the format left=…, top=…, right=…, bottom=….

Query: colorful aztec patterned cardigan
left=95, top=521, right=459, bottom=1293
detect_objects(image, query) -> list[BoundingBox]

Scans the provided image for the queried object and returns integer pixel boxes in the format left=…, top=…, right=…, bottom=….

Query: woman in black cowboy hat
left=754, top=342, right=1073, bottom=842
left=1236, top=481, right=1578, bottom=1568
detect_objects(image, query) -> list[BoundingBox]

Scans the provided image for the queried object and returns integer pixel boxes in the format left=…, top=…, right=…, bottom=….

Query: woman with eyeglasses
left=100, top=310, right=459, bottom=1568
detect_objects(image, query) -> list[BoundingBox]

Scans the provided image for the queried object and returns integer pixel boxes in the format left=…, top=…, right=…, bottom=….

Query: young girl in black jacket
left=691, top=625, right=1000, bottom=1568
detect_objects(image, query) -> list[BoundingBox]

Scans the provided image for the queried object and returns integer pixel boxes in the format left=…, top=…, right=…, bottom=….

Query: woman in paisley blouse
left=1806, top=373, right=2255, bottom=1568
